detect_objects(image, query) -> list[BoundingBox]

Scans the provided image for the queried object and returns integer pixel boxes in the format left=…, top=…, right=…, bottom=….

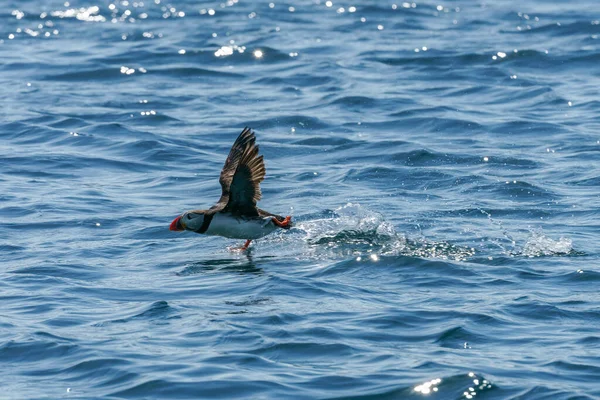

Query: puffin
left=169, top=127, right=292, bottom=250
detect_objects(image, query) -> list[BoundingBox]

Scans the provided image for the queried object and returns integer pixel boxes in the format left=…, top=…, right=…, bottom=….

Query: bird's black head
left=169, top=211, right=205, bottom=232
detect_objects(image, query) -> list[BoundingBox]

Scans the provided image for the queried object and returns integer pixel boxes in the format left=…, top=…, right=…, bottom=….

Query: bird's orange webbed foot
left=272, top=216, right=292, bottom=228
left=228, top=239, right=252, bottom=252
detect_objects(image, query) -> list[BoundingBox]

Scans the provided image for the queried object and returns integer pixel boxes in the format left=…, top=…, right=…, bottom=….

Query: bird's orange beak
left=170, top=216, right=184, bottom=231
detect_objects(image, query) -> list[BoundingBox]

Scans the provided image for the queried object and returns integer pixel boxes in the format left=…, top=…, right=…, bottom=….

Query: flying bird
left=170, top=127, right=292, bottom=250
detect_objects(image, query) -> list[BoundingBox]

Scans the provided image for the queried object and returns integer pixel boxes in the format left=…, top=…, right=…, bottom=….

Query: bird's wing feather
left=215, top=127, right=265, bottom=215
left=219, top=127, right=255, bottom=193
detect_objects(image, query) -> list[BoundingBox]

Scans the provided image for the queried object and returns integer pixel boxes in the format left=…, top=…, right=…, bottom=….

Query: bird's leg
left=272, top=216, right=292, bottom=228
left=229, top=239, right=252, bottom=252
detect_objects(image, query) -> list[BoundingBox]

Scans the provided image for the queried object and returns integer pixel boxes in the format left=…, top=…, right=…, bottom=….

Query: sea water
left=1, top=0, right=599, bottom=398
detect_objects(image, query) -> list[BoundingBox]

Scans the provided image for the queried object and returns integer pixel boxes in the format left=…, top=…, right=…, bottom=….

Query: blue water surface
left=1, top=0, right=600, bottom=398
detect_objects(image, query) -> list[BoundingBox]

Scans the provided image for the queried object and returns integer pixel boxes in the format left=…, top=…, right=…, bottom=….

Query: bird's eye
left=187, top=214, right=192, bottom=220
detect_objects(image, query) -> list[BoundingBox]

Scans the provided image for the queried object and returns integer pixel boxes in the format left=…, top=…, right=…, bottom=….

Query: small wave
left=42, top=67, right=124, bottom=81
left=177, top=258, right=264, bottom=276
left=98, top=301, right=180, bottom=325
left=410, top=372, right=495, bottom=398
left=11, top=264, right=104, bottom=281
left=510, top=21, right=600, bottom=36
left=368, top=52, right=491, bottom=67
left=240, top=115, right=330, bottom=130
left=253, top=74, right=334, bottom=88
left=0, top=337, right=80, bottom=363
left=343, top=371, right=497, bottom=399
left=328, top=95, right=383, bottom=111
left=292, top=136, right=359, bottom=147
left=150, top=66, right=245, bottom=78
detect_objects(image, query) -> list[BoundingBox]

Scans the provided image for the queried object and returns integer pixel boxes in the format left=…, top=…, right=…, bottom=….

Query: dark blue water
left=2, top=0, right=600, bottom=398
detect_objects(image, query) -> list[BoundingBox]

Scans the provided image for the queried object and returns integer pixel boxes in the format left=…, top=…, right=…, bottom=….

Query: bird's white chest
left=204, top=214, right=276, bottom=239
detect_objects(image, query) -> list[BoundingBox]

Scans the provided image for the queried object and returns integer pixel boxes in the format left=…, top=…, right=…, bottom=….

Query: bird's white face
left=169, top=211, right=205, bottom=232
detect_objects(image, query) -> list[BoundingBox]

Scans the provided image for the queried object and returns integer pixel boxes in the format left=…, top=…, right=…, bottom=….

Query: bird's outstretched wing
left=214, top=127, right=265, bottom=216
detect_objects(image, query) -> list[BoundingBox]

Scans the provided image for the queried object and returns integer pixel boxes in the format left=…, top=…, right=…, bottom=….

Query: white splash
left=298, top=203, right=400, bottom=243
left=289, top=203, right=474, bottom=261
left=520, top=229, right=573, bottom=257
